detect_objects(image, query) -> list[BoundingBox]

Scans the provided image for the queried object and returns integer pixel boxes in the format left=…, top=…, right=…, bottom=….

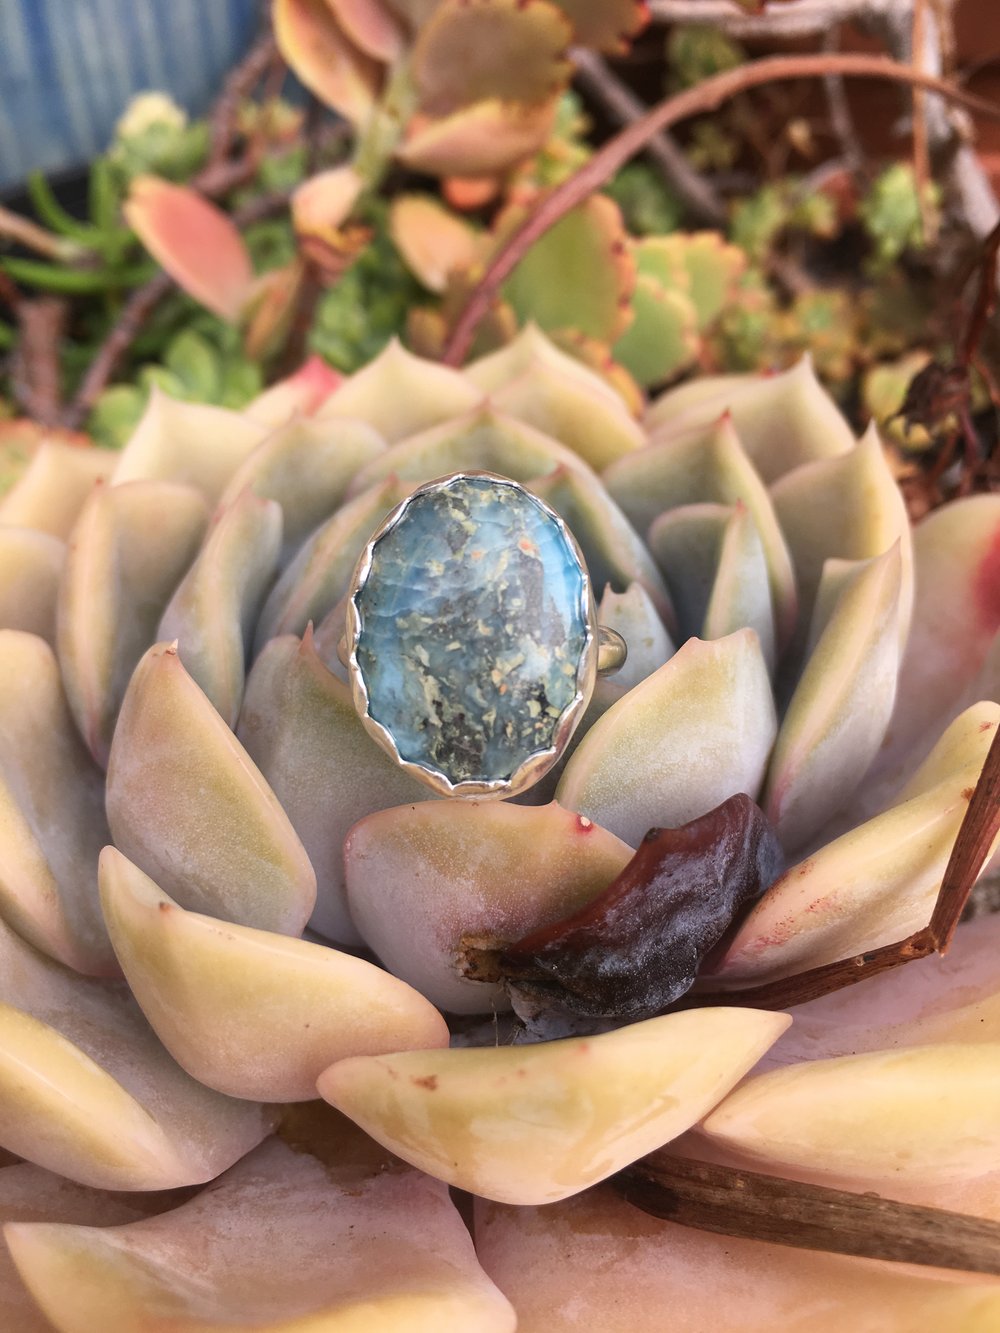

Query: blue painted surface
left=355, top=475, right=589, bottom=787
left=0, top=0, right=260, bottom=190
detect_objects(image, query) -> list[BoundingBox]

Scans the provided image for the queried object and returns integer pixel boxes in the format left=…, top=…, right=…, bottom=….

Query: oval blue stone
left=353, top=474, right=590, bottom=790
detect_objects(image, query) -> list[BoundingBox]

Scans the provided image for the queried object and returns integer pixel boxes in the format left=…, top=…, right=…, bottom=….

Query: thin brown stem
left=571, top=49, right=726, bottom=225
left=442, top=52, right=1000, bottom=366
left=207, top=32, right=279, bottom=169
left=11, top=298, right=67, bottom=425
left=619, top=1153, right=1000, bottom=1275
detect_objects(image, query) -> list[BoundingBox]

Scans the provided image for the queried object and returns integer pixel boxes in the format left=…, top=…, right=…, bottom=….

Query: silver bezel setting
left=344, top=471, right=599, bottom=800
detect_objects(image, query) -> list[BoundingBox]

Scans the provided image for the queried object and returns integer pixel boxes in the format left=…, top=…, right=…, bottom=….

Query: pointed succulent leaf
left=714, top=703, right=1000, bottom=984
left=106, top=643, right=316, bottom=936
left=219, top=415, right=384, bottom=563
left=501, top=196, right=635, bottom=343
left=466, top=322, right=624, bottom=403
left=702, top=501, right=775, bottom=672
left=0, top=443, right=113, bottom=538
left=500, top=795, right=783, bottom=1019
left=557, top=631, right=777, bottom=847
left=397, top=98, right=557, bottom=176
left=771, top=423, right=913, bottom=655
left=113, top=390, right=269, bottom=502
left=484, top=360, right=645, bottom=471
left=0, top=632, right=115, bottom=975
left=345, top=800, right=632, bottom=1012
left=0, top=913, right=271, bottom=1190
left=159, top=490, right=282, bottom=727
left=99, top=848, right=448, bottom=1102
left=238, top=633, right=433, bottom=945
left=612, top=273, right=699, bottom=387
left=703, top=1043, right=1000, bottom=1188
left=474, top=1183, right=1000, bottom=1333
left=0, top=1163, right=188, bottom=1333
left=412, top=0, right=572, bottom=116
left=872, top=494, right=1000, bottom=785
left=244, top=355, right=342, bottom=428
left=605, top=415, right=797, bottom=649
left=330, top=0, right=406, bottom=58
left=390, top=194, right=483, bottom=293
left=0, top=527, right=63, bottom=645
left=547, top=0, right=648, bottom=52
left=645, top=357, right=855, bottom=484
left=763, top=545, right=903, bottom=850
left=255, top=477, right=404, bottom=651
left=530, top=465, right=673, bottom=621
left=317, top=338, right=482, bottom=441
left=57, top=481, right=209, bottom=767
left=273, top=0, right=382, bottom=124
left=647, top=502, right=733, bottom=641
left=124, top=177, right=254, bottom=322
left=6, top=1135, right=517, bottom=1332
left=347, top=405, right=589, bottom=495
left=318, top=1008, right=790, bottom=1203
left=597, top=582, right=673, bottom=691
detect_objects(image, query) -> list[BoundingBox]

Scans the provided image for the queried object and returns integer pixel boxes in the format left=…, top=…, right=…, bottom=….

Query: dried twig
left=619, top=1153, right=1000, bottom=1275
left=0, top=269, right=22, bottom=314
left=571, top=49, right=726, bottom=225
left=442, top=52, right=1000, bottom=366
left=820, top=30, right=866, bottom=177
left=687, top=723, right=1000, bottom=1010
left=11, top=298, right=67, bottom=425
left=207, top=32, right=279, bottom=170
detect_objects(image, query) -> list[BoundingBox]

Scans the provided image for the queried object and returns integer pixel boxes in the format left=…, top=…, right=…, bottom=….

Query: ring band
left=341, top=472, right=627, bottom=800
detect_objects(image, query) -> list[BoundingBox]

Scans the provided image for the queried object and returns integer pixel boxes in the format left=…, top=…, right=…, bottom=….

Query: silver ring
left=341, top=472, right=626, bottom=800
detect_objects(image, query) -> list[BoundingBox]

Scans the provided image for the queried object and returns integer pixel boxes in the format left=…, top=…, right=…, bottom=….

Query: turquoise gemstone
left=353, top=475, right=589, bottom=790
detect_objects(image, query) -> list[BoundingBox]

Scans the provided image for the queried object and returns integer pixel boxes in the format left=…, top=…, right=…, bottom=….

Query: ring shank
left=597, top=625, right=628, bottom=676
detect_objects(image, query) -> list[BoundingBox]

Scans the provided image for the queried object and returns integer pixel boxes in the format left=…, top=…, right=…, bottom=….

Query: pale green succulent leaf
left=159, top=490, right=283, bottom=728
left=316, top=338, right=482, bottom=443
left=487, top=360, right=644, bottom=471
left=714, top=703, right=1000, bottom=985
left=770, top=423, right=913, bottom=660
left=344, top=799, right=632, bottom=1013
left=702, top=1043, right=1000, bottom=1189
left=605, top=416, right=797, bottom=648
left=0, top=632, right=115, bottom=975
left=0, top=444, right=114, bottom=539
left=6, top=1135, right=517, bottom=1332
left=254, top=478, right=405, bottom=654
left=702, top=502, right=775, bottom=673
left=465, top=323, right=625, bottom=406
left=219, top=414, right=386, bottom=562
left=596, top=582, right=674, bottom=692
left=0, top=527, right=64, bottom=646
left=763, top=545, right=903, bottom=851
left=556, top=630, right=777, bottom=847
left=529, top=464, right=673, bottom=624
left=318, top=1009, right=790, bottom=1204
left=346, top=406, right=592, bottom=496
left=238, top=632, right=433, bottom=945
left=645, top=357, right=855, bottom=485
left=58, top=481, right=210, bottom=768
left=106, top=643, right=316, bottom=936
left=112, top=390, right=270, bottom=503
left=612, top=274, right=699, bottom=388
left=647, top=502, right=732, bottom=642
left=0, top=913, right=272, bottom=1190
left=99, top=847, right=448, bottom=1103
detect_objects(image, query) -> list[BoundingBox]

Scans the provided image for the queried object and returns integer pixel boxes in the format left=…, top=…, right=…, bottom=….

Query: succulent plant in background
left=0, top=324, right=998, bottom=1328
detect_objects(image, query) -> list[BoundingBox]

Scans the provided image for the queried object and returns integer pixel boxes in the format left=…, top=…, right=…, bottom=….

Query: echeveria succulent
left=0, top=327, right=998, bottom=1329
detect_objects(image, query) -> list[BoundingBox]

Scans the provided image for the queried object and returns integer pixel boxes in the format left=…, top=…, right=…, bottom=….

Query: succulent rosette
left=0, top=326, right=998, bottom=1330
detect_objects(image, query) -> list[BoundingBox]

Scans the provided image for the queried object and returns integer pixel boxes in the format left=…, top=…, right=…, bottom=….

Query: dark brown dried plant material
left=498, top=793, right=783, bottom=1020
